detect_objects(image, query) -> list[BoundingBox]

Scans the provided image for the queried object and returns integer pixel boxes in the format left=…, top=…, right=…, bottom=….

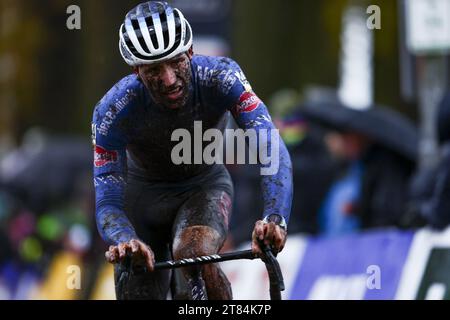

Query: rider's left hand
left=251, top=220, right=287, bottom=256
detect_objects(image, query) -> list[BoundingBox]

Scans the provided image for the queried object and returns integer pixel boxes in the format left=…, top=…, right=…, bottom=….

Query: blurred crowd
left=0, top=131, right=105, bottom=299
left=1, top=90, right=449, bottom=299
left=227, top=89, right=450, bottom=244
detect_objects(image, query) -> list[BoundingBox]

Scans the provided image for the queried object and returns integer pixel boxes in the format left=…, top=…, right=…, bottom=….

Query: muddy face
left=136, top=51, right=193, bottom=110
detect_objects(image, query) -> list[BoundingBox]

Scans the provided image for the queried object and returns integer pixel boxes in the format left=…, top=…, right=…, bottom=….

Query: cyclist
left=92, top=1, right=293, bottom=300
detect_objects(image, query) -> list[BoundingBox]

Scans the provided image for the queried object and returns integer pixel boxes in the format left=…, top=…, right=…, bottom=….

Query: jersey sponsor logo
left=220, top=69, right=238, bottom=94
left=98, top=89, right=137, bottom=136
left=235, top=71, right=252, bottom=92
left=197, top=66, right=217, bottom=86
left=94, top=145, right=118, bottom=167
left=196, top=66, right=252, bottom=94
left=196, top=66, right=238, bottom=95
left=235, top=91, right=261, bottom=115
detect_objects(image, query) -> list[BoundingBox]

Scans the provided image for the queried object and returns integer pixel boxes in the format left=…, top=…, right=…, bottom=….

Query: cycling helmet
left=119, top=1, right=193, bottom=66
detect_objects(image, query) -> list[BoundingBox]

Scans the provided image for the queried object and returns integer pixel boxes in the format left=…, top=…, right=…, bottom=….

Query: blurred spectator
left=318, top=130, right=367, bottom=236
left=317, top=130, right=417, bottom=235
left=358, top=142, right=416, bottom=229
left=299, top=102, right=418, bottom=236
left=409, top=92, right=450, bottom=230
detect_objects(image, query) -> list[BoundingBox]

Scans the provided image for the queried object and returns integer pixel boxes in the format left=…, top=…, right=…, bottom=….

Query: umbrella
left=0, top=137, right=92, bottom=211
left=297, top=101, right=419, bottom=162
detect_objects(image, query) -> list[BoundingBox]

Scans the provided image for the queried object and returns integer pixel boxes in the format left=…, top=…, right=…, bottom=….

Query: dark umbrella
left=0, top=137, right=92, bottom=211
left=297, top=101, right=419, bottom=162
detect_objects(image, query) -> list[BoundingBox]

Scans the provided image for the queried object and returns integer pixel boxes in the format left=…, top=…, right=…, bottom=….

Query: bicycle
left=117, top=242, right=285, bottom=300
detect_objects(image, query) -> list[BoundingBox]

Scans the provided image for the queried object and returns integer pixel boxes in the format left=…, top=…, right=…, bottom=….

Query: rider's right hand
left=105, top=239, right=155, bottom=272
left=251, top=220, right=287, bottom=257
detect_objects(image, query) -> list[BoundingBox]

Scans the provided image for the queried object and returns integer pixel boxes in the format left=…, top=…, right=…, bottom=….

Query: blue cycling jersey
left=92, top=55, right=293, bottom=245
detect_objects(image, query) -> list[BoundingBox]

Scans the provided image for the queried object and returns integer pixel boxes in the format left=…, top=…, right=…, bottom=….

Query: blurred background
left=1, top=0, right=450, bottom=300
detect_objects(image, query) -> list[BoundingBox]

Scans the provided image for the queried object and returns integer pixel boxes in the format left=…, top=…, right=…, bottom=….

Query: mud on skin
left=172, top=226, right=232, bottom=300
left=137, top=53, right=192, bottom=110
